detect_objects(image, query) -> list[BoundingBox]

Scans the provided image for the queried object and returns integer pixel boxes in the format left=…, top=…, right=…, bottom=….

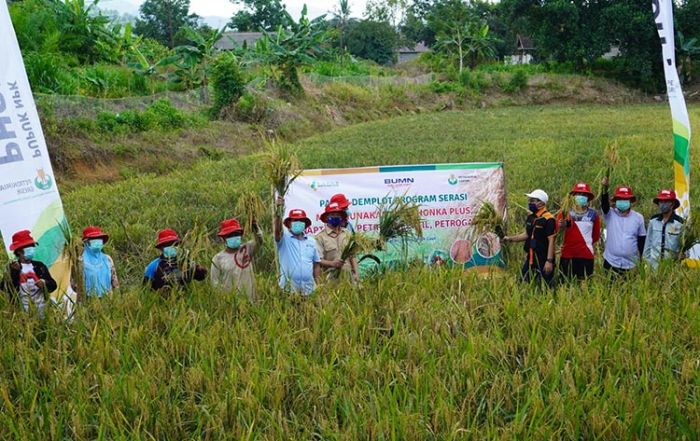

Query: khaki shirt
left=210, top=241, right=256, bottom=303
left=315, top=227, right=352, bottom=276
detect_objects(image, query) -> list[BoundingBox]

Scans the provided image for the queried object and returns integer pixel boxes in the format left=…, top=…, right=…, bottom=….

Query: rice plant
left=375, top=195, right=423, bottom=250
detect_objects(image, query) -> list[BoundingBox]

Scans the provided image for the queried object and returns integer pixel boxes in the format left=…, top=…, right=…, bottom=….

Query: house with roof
left=506, top=35, right=535, bottom=65
left=214, top=32, right=265, bottom=51
left=396, top=42, right=431, bottom=64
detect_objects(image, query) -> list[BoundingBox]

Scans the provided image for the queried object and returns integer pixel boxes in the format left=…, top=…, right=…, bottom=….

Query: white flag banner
left=0, top=0, right=74, bottom=310
left=653, top=0, right=692, bottom=218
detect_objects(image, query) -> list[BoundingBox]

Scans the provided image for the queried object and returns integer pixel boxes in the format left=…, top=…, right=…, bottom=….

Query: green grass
left=1, top=104, right=700, bottom=439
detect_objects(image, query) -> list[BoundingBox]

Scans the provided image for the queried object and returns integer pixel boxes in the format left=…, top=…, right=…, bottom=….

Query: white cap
left=525, top=189, right=549, bottom=204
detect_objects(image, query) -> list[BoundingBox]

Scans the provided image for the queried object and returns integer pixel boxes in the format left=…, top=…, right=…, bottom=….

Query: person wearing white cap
left=503, top=189, right=556, bottom=287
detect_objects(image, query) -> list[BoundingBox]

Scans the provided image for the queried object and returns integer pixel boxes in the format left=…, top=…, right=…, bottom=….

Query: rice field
left=1, top=104, right=699, bottom=439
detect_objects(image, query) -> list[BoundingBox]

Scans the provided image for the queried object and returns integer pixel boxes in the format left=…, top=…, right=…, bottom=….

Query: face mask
left=528, top=203, right=539, bottom=213
left=163, top=246, right=177, bottom=259
left=226, top=236, right=242, bottom=249
left=89, top=239, right=104, bottom=251
left=659, top=201, right=674, bottom=214
left=22, top=246, right=36, bottom=260
left=615, top=200, right=631, bottom=212
left=574, top=195, right=589, bottom=207
left=290, top=221, right=306, bottom=235
left=327, top=216, right=343, bottom=228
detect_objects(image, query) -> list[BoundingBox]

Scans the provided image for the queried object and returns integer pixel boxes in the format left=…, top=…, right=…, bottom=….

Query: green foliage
left=235, top=92, right=268, bottom=122
left=502, top=69, right=528, bottom=93
left=95, top=100, right=189, bottom=134
left=210, top=53, right=247, bottom=117
left=251, top=6, right=330, bottom=95
left=345, top=20, right=399, bottom=65
left=229, top=0, right=290, bottom=32
left=134, top=0, right=200, bottom=48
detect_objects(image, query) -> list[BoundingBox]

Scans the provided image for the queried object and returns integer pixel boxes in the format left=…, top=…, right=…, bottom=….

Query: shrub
left=210, top=54, right=246, bottom=118
left=503, top=70, right=529, bottom=93
left=145, top=99, right=186, bottom=129
left=235, top=92, right=268, bottom=123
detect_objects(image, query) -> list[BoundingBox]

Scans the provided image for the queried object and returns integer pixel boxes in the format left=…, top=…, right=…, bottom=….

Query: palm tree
left=333, top=0, right=351, bottom=55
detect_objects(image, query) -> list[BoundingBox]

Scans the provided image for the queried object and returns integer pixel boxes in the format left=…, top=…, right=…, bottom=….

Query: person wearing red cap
left=1, top=230, right=57, bottom=318
left=330, top=194, right=354, bottom=233
left=643, top=189, right=685, bottom=269
left=316, top=202, right=359, bottom=282
left=274, top=197, right=321, bottom=294
left=80, top=226, right=118, bottom=298
left=146, top=229, right=207, bottom=291
left=556, top=182, right=601, bottom=280
left=210, top=217, right=263, bottom=303
left=601, top=177, right=646, bottom=274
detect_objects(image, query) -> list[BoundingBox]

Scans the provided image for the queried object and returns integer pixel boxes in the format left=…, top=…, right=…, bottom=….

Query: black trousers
left=560, top=258, right=594, bottom=280
left=603, top=259, right=631, bottom=276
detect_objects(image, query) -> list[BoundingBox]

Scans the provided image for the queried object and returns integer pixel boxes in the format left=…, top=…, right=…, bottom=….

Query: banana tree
left=677, top=31, right=699, bottom=85
left=251, top=5, right=329, bottom=95
left=164, top=26, right=228, bottom=102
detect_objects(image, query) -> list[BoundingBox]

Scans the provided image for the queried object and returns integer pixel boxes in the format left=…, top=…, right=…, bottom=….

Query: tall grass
left=1, top=104, right=699, bottom=438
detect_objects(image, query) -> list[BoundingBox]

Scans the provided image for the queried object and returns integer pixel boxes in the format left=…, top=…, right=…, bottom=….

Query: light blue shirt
left=277, top=232, right=320, bottom=294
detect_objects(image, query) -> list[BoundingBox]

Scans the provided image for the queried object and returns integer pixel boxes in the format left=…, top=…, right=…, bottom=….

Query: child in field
left=81, top=226, right=118, bottom=297
left=210, top=217, right=263, bottom=303
left=556, top=182, right=601, bottom=280
left=643, top=189, right=684, bottom=269
left=1, top=230, right=57, bottom=318
left=146, top=229, right=207, bottom=291
left=274, top=197, right=321, bottom=295
left=601, top=177, right=646, bottom=274
left=315, top=202, right=359, bottom=282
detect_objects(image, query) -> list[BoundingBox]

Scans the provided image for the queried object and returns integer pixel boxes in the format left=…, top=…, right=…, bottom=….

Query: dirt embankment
left=44, top=73, right=649, bottom=189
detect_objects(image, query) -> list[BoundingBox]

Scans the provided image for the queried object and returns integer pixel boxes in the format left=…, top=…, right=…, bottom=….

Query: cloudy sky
left=100, top=0, right=369, bottom=20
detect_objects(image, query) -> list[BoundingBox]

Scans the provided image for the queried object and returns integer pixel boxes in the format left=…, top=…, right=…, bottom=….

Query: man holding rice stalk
left=600, top=178, right=647, bottom=275
left=556, top=183, right=601, bottom=280
left=315, top=202, right=360, bottom=283
left=274, top=197, right=321, bottom=295
left=211, top=217, right=263, bottom=303
left=503, top=189, right=556, bottom=287
left=147, top=229, right=208, bottom=291
left=643, top=189, right=685, bottom=269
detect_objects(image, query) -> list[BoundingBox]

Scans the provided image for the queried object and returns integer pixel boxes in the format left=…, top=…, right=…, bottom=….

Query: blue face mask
left=290, top=221, right=306, bottom=235
left=226, top=236, right=242, bottom=249
left=615, top=200, right=631, bottom=212
left=22, top=246, right=36, bottom=260
left=89, top=239, right=104, bottom=251
left=528, top=203, right=539, bottom=213
left=327, top=216, right=343, bottom=228
left=163, top=246, right=178, bottom=259
left=574, top=195, right=589, bottom=207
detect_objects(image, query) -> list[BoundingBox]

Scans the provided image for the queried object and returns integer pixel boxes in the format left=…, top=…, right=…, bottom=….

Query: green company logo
left=34, top=169, right=53, bottom=191
left=448, top=174, right=458, bottom=186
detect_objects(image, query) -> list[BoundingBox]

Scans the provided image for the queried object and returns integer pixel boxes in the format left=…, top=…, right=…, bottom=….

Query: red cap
left=320, top=202, right=347, bottom=223
left=330, top=193, right=351, bottom=209
left=82, top=226, right=109, bottom=243
left=9, top=230, right=37, bottom=251
left=284, top=209, right=311, bottom=229
left=612, top=185, right=637, bottom=203
left=653, top=189, right=680, bottom=208
left=217, top=218, right=243, bottom=237
left=569, top=182, right=595, bottom=200
left=155, top=228, right=180, bottom=248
